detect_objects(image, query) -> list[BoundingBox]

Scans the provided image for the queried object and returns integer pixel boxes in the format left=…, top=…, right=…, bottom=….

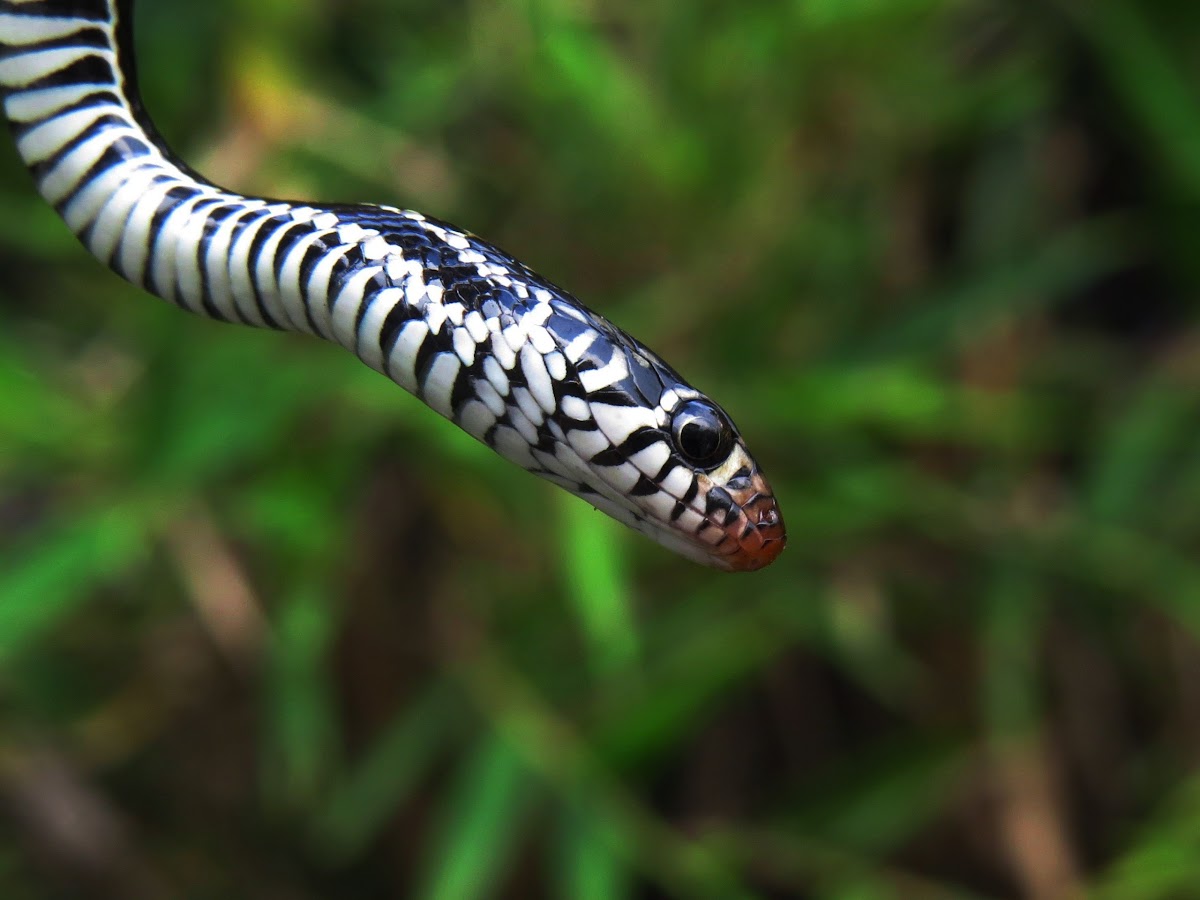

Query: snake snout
left=722, top=471, right=786, bottom=572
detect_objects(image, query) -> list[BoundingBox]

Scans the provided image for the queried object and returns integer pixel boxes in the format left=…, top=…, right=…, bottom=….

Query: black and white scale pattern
left=0, top=0, right=785, bottom=570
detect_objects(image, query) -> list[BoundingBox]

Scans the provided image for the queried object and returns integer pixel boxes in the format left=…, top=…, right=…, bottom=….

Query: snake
left=0, top=0, right=785, bottom=571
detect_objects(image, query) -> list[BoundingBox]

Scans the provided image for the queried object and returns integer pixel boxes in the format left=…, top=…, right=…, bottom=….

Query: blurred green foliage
left=2, top=0, right=1200, bottom=896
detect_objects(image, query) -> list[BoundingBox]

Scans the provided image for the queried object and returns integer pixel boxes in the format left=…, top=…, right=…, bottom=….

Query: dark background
left=2, top=0, right=1199, bottom=897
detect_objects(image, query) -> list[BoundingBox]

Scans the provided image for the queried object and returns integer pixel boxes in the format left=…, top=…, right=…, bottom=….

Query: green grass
left=2, top=0, right=1200, bottom=896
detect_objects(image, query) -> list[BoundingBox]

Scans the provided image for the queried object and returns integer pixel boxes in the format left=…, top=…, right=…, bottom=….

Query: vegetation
left=2, top=0, right=1200, bottom=896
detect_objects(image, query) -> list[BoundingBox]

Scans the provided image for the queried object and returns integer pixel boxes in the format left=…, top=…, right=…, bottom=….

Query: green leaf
left=1094, top=777, right=1200, bottom=899
left=262, top=583, right=341, bottom=811
left=981, top=560, right=1045, bottom=738
left=416, top=733, right=536, bottom=900
left=559, top=493, right=639, bottom=677
left=1070, top=0, right=1200, bottom=203
left=554, top=803, right=632, bottom=900
left=1084, top=380, right=1193, bottom=524
left=0, top=503, right=149, bottom=667
left=313, top=681, right=462, bottom=862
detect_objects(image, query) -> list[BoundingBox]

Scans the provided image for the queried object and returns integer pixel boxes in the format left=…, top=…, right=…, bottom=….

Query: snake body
left=0, top=0, right=784, bottom=571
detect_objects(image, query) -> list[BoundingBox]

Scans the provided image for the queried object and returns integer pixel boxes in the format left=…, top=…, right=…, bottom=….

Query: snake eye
left=671, top=400, right=734, bottom=469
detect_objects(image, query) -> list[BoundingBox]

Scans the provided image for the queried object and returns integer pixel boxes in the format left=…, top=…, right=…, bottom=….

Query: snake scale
left=0, top=0, right=785, bottom=571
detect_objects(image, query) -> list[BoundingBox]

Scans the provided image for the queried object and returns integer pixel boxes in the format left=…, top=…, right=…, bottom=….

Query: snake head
left=530, top=301, right=787, bottom=572
left=419, top=229, right=785, bottom=571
